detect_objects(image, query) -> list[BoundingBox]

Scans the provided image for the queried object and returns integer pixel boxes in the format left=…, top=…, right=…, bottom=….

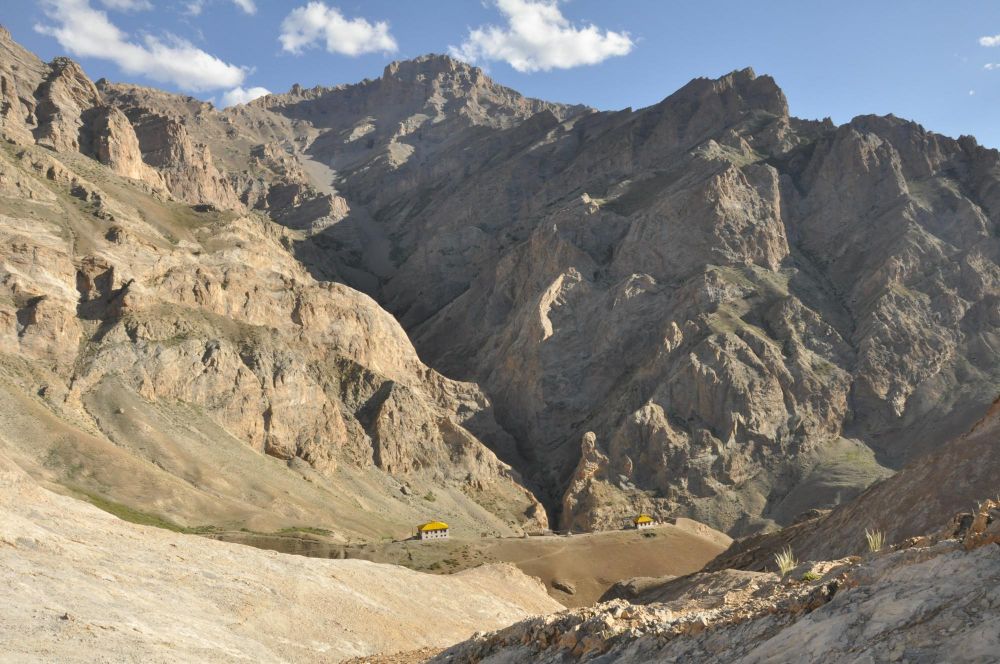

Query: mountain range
left=1, top=23, right=998, bottom=543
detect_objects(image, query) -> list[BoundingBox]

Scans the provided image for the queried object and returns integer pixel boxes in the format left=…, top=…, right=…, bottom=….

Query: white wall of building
left=420, top=529, right=449, bottom=540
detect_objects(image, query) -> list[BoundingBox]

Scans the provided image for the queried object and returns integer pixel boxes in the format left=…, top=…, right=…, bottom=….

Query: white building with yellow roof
left=416, top=521, right=449, bottom=540
left=633, top=514, right=655, bottom=530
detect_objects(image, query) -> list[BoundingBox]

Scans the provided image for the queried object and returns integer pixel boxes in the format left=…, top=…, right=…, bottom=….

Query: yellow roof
left=418, top=521, right=449, bottom=532
left=634, top=515, right=654, bottom=524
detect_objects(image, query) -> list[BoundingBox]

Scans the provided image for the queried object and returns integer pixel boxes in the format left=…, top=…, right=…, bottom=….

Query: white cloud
left=279, top=2, right=397, bottom=56
left=969, top=89, right=976, bottom=96
left=449, top=0, right=634, bottom=72
left=985, top=63, right=1000, bottom=70
left=185, top=0, right=256, bottom=16
left=221, top=85, right=270, bottom=107
left=980, top=34, right=1000, bottom=47
left=99, top=0, right=152, bottom=10
left=35, top=0, right=247, bottom=91
left=231, top=0, right=256, bottom=14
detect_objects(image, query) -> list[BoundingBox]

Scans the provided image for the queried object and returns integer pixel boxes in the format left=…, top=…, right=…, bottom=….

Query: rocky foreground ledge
left=434, top=501, right=1000, bottom=663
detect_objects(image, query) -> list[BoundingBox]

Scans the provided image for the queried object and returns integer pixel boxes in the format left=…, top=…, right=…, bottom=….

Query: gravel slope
left=0, top=451, right=561, bottom=662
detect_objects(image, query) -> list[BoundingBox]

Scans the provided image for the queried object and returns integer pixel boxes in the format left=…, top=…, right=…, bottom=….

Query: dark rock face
left=267, top=61, right=996, bottom=535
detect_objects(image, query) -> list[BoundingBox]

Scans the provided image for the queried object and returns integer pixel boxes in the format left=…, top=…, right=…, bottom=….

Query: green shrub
left=801, top=571, right=821, bottom=582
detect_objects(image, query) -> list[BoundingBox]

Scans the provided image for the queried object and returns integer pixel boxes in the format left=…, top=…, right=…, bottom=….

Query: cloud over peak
left=279, top=2, right=397, bottom=56
left=449, top=0, right=634, bottom=73
left=221, top=85, right=270, bottom=108
left=36, top=0, right=248, bottom=91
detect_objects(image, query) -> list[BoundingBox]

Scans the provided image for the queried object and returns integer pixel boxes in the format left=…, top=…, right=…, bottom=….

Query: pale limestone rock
left=0, top=50, right=548, bottom=536
left=33, top=57, right=101, bottom=152
left=87, top=105, right=165, bottom=189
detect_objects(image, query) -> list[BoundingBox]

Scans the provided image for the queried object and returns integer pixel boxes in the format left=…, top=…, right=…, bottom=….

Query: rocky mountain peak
left=32, top=55, right=102, bottom=152
left=673, top=67, right=788, bottom=120
left=382, top=53, right=485, bottom=86
left=257, top=52, right=579, bottom=132
left=625, top=67, right=793, bottom=162
left=373, top=52, right=581, bottom=124
left=723, top=67, right=787, bottom=113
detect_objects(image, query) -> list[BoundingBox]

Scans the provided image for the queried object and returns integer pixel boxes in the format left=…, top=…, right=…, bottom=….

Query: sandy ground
left=0, top=451, right=561, bottom=662
left=215, top=518, right=731, bottom=608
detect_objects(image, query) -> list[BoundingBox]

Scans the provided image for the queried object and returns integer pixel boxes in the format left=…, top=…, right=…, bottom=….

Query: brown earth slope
left=0, top=450, right=561, bottom=662
left=434, top=501, right=1000, bottom=663
left=0, top=28, right=546, bottom=540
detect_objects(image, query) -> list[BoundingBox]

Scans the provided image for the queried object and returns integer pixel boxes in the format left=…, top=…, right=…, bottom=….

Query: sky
left=5, top=1, right=1000, bottom=147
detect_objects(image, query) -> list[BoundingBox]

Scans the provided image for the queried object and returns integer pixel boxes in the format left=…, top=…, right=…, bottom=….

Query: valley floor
left=208, top=519, right=731, bottom=608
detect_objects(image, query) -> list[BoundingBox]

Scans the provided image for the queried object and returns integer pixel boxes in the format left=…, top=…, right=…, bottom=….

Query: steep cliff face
left=0, top=30, right=545, bottom=539
left=1, top=24, right=997, bottom=537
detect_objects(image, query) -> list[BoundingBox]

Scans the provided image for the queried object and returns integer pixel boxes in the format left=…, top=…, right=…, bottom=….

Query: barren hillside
left=435, top=500, right=1000, bottom=663
left=0, top=449, right=561, bottom=662
left=0, top=27, right=547, bottom=541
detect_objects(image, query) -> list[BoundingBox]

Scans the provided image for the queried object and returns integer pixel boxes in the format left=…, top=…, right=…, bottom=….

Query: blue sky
left=6, top=1, right=1000, bottom=147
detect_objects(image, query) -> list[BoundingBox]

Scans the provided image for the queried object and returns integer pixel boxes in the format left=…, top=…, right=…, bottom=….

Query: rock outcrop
left=86, top=105, right=165, bottom=188
left=435, top=501, right=1000, bottom=663
left=32, top=57, right=101, bottom=152
left=0, top=27, right=47, bottom=145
